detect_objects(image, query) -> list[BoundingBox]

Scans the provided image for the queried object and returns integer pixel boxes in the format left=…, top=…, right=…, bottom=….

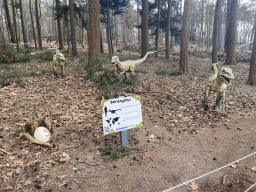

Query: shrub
left=98, top=145, right=131, bottom=162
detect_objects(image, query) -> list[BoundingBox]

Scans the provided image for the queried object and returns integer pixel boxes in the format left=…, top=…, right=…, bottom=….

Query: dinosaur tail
left=136, top=51, right=156, bottom=66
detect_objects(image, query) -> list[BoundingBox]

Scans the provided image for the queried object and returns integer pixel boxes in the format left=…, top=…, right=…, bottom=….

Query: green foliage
left=32, top=51, right=53, bottom=62
left=0, top=68, right=26, bottom=87
left=155, top=65, right=183, bottom=76
left=83, top=56, right=139, bottom=99
left=0, top=40, right=31, bottom=64
left=0, top=40, right=17, bottom=64
left=98, top=145, right=131, bottom=162
left=11, top=126, right=24, bottom=138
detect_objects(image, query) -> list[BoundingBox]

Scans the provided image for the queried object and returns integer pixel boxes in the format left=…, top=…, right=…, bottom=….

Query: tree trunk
left=141, top=0, right=149, bottom=57
left=69, top=0, right=77, bottom=55
left=218, top=5, right=223, bottom=51
left=29, top=0, right=37, bottom=50
left=225, top=0, right=238, bottom=65
left=106, top=0, right=113, bottom=56
left=166, top=0, right=171, bottom=59
left=155, top=0, right=161, bottom=57
left=179, top=0, right=191, bottom=72
left=248, top=28, right=256, bottom=85
left=199, top=0, right=205, bottom=47
left=137, top=0, right=141, bottom=44
left=100, top=31, right=104, bottom=54
left=88, top=0, right=100, bottom=62
left=56, top=0, right=64, bottom=50
left=224, top=0, right=231, bottom=53
left=35, top=0, right=42, bottom=49
left=3, top=0, right=16, bottom=43
left=212, top=0, right=223, bottom=63
left=19, top=0, right=28, bottom=48
left=11, top=0, right=19, bottom=49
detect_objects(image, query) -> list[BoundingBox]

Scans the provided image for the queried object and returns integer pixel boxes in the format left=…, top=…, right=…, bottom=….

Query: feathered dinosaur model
left=201, top=63, right=234, bottom=111
left=111, top=51, right=156, bottom=78
left=52, top=42, right=66, bottom=77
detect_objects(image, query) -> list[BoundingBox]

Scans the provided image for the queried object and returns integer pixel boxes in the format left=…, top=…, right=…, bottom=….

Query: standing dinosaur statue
left=111, top=51, right=156, bottom=78
left=201, top=63, right=234, bottom=111
left=52, top=41, right=66, bottom=77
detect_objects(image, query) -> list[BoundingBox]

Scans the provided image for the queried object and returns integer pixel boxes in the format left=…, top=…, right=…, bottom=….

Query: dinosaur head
left=219, top=67, right=234, bottom=84
left=111, top=56, right=119, bottom=64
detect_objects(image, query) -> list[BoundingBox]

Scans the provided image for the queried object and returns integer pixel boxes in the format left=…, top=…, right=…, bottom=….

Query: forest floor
left=0, top=45, right=256, bottom=192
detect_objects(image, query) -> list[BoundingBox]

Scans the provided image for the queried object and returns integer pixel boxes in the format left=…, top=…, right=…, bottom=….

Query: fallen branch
left=0, top=148, right=11, bottom=155
left=14, top=148, right=35, bottom=191
left=132, top=91, right=183, bottom=105
left=20, top=133, right=53, bottom=148
left=80, top=160, right=99, bottom=166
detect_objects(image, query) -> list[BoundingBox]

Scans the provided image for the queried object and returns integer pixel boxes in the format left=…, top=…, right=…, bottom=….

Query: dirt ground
left=1, top=46, right=256, bottom=192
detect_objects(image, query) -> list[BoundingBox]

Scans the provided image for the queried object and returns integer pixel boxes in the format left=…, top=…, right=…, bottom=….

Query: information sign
left=101, top=96, right=143, bottom=135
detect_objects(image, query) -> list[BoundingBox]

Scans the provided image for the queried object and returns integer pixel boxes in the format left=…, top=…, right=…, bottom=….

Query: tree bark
left=141, top=0, right=149, bottom=57
left=56, top=0, right=64, bottom=50
left=3, top=0, right=16, bottom=43
left=248, top=28, right=256, bottom=85
left=69, top=0, right=77, bottom=55
left=19, top=0, right=28, bottom=48
left=11, top=0, right=19, bottom=49
left=137, top=0, right=141, bottom=44
left=35, top=0, right=42, bottom=49
left=212, top=0, right=223, bottom=63
left=106, top=0, right=113, bottom=56
left=224, top=0, right=231, bottom=53
left=155, top=0, right=161, bottom=57
left=100, top=31, right=104, bottom=54
left=88, top=0, right=100, bottom=62
left=29, top=0, right=37, bottom=50
left=165, top=0, right=171, bottom=59
left=179, top=0, right=191, bottom=72
left=225, top=0, right=238, bottom=65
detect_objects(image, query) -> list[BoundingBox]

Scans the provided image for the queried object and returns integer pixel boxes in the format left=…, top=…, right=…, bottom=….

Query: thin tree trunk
left=69, top=0, right=77, bottom=55
left=29, top=0, right=37, bottom=50
left=106, top=0, right=112, bottom=56
left=56, top=0, right=64, bottom=50
left=248, top=27, right=256, bottom=85
left=141, top=0, right=149, bottom=57
left=19, top=0, right=28, bottom=48
left=212, top=0, right=223, bottom=63
left=88, top=0, right=100, bottom=62
left=218, top=5, right=223, bottom=51
left=3, top=0, right=16, bottom=43
left=224, top=0, right=231, bottom=53
left=155, top=0, right=161, bottom=57
left=11, top=0, right=19, bottom=49
left=100, top=31, right=104, bottom=54
left=35, top=0, right=42, bottom=49
left=179, top=0, right=191, bottom=72
left=137, top=0, right=141, bottom=44
left=166, top=0, right=171, bottom=59
left=225, top=0, right=238, bottom=65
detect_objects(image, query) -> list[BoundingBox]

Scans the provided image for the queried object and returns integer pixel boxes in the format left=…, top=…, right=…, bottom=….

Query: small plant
left=116, top=49, right=122, bottom=53
left=32, top=51, right=53, bottom=62
left=11, top=126, right=24, bottom=138
left=155, top=65, right=170, bottom=76
left=0, top=68, right=26, bottom=87
left=83, top=56, right=138, bottom=99
left=98, top=145, right=131, bottom=162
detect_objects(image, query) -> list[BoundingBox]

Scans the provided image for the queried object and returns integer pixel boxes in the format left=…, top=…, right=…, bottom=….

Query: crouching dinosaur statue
left=52, top=42, right=66, bottom=77
left=201, top=63, right=234, bottom=111
left=111, top=51, right=156, bottom=78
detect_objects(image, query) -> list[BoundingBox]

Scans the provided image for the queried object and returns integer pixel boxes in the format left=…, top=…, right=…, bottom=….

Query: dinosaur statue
left=201, top=63, right=234, bottom=111
left=52, top=42, right=66, bottom=77
left=111, top=51, right=156, bottom=78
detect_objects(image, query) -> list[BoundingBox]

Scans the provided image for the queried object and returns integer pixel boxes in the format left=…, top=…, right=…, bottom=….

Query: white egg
left=34, top=127, right=51, bottom=143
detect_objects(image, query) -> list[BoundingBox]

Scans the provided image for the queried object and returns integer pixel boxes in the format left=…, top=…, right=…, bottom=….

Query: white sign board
left=101, top=96, right=143, bottom=135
